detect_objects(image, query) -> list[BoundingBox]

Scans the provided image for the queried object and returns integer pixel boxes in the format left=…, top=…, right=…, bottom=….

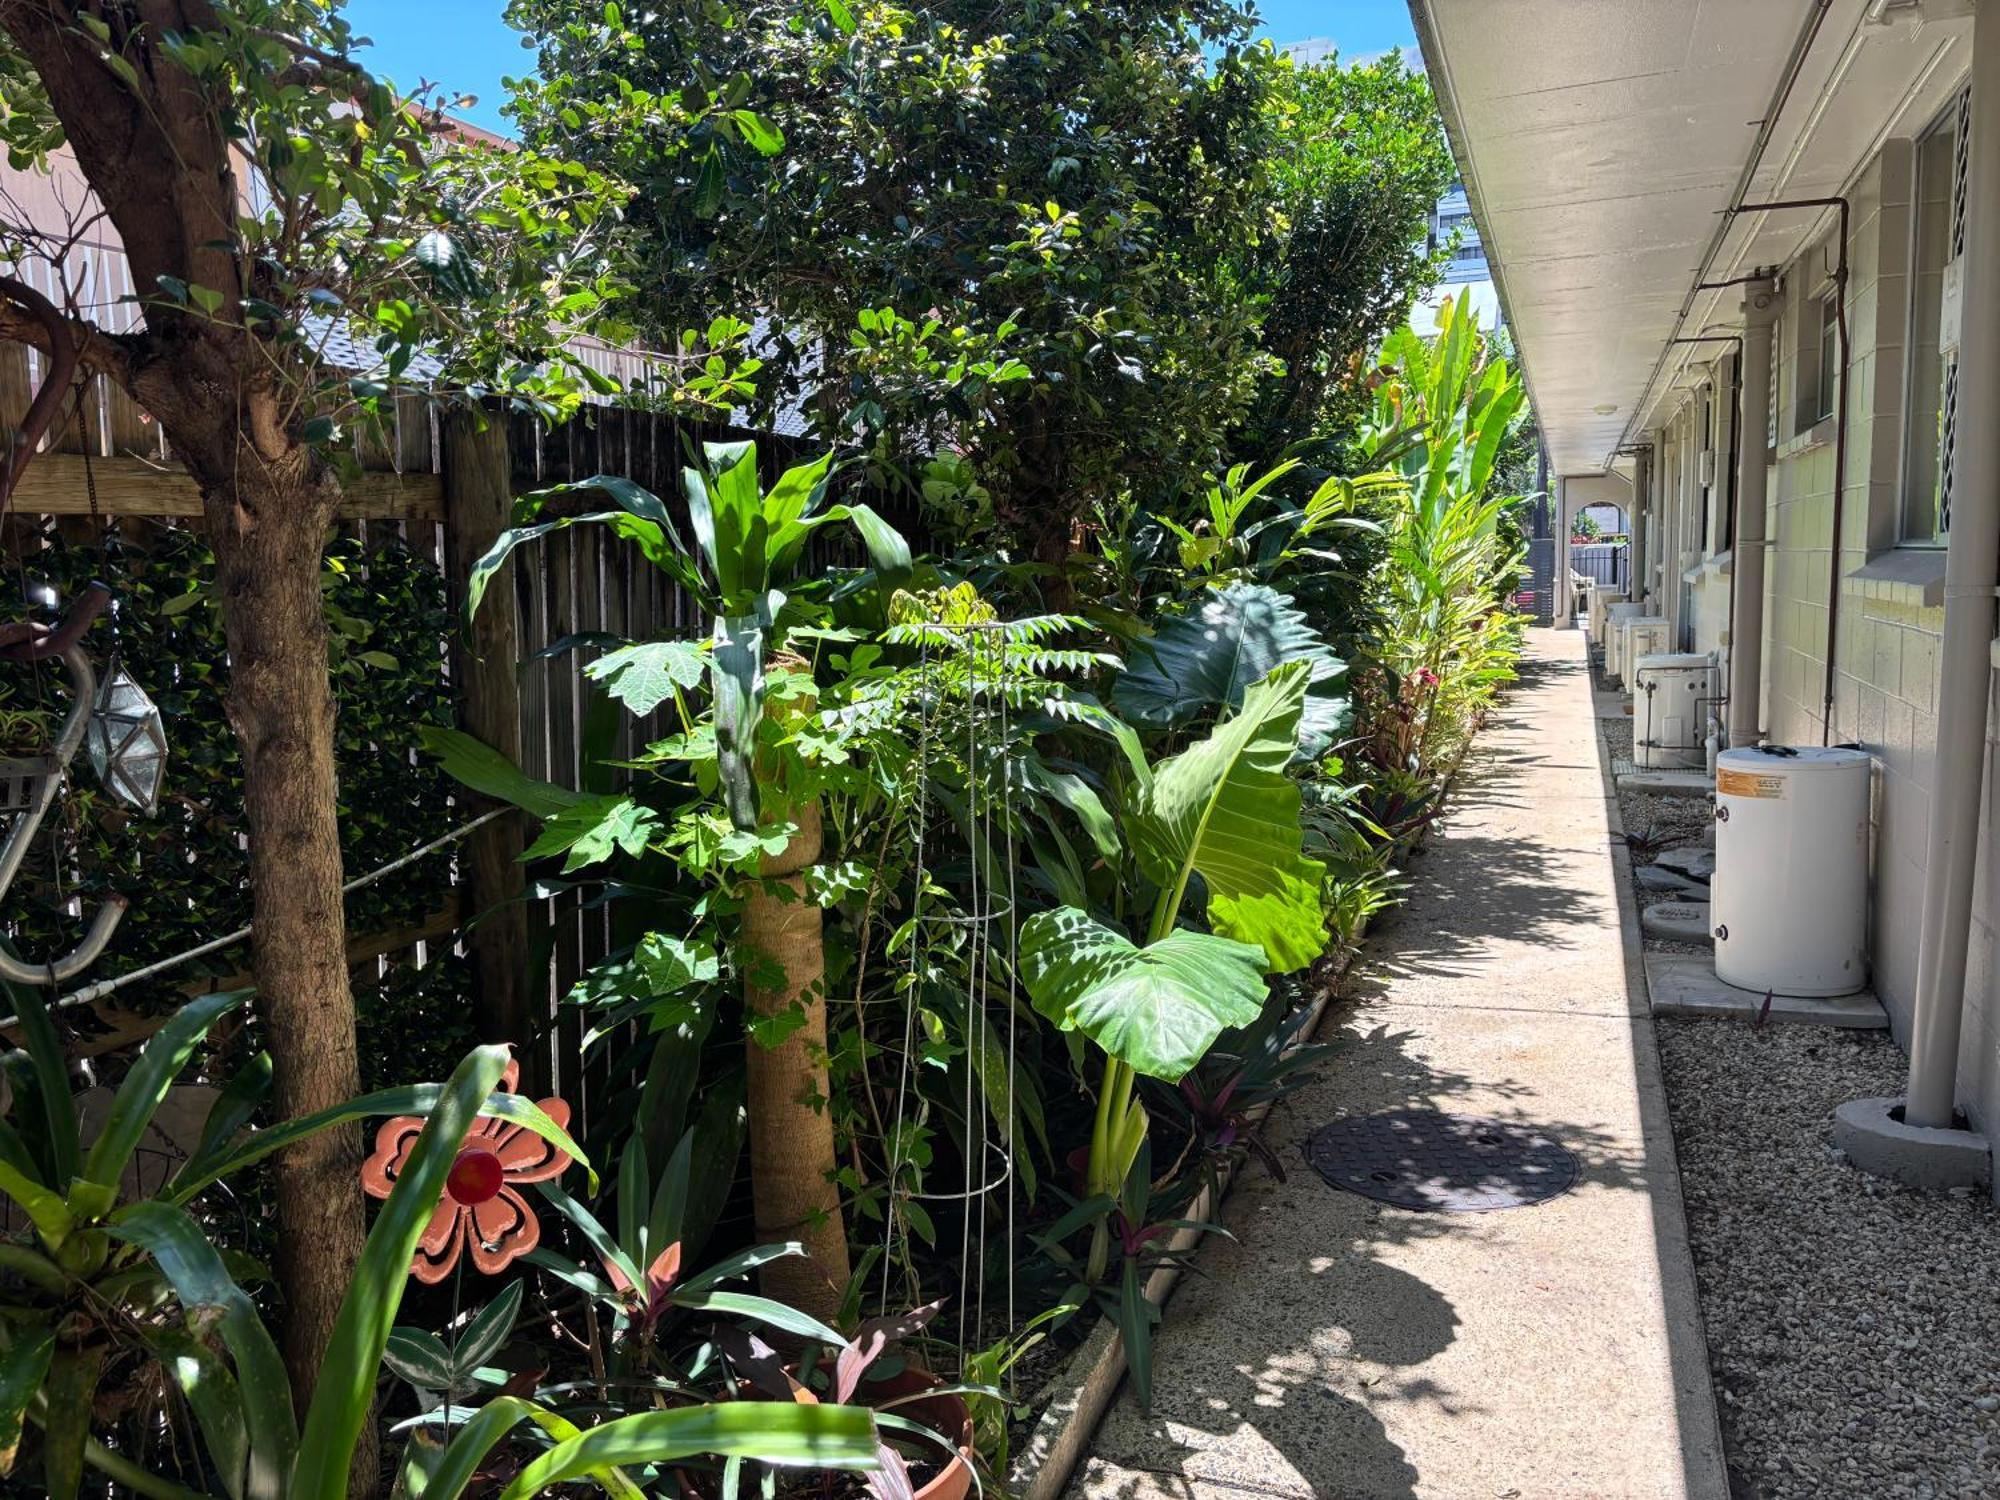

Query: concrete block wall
left=1644, top=137, right=1999, bottom=1140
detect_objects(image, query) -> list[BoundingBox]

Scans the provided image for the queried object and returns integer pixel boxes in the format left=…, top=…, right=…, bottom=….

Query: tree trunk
left=202, top=456, right=375, bottom=1494
left=742, top=792, right=851, bottom=1322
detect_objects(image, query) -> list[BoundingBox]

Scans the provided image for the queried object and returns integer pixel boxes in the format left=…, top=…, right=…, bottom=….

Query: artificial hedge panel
left=0, top=521, right=474, bottom=1086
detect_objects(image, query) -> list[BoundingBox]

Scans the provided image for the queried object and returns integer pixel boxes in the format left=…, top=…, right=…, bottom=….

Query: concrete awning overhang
left=1410, top=0, right=1974, bottom=477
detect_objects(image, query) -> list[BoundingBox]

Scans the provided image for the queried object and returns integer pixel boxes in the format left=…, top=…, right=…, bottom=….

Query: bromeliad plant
left=0, top=979, right=881, bottom=1498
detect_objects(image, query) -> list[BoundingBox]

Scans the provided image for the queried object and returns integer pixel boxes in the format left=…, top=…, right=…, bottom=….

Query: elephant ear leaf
left=1018, top=909, right=1267, bottom=1083
left=1111, top=581, right=1347, bottom=760
left=1132, top=660, right=1329, bottom=974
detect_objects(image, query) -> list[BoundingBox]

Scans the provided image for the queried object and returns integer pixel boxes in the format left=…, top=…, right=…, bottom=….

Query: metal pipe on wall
left=1630, top=445, right=1650, bottom=604
left=1732, top=196, right=1853, bottom=745
left=1906, top=14, right=2000, bottom=1133
left=1726, top=280, right=1779, bottom=747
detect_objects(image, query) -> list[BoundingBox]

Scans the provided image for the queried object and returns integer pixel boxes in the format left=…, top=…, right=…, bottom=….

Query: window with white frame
left=1903, top=86, right=1970, bottom=543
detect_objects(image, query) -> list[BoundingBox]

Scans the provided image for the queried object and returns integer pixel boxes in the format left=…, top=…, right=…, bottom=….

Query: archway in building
left=1555, top=471, right=1636, bottom=622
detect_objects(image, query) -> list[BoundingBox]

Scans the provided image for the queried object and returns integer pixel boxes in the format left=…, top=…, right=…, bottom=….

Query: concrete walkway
left=1069, top=630, right=1727, bottom=1500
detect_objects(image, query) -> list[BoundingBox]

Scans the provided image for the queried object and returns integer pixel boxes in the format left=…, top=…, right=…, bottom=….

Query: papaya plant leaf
left=584, top=639, right=707, bottom=716
left=520, top=794, right=661, bottom=873
left=1133, top=660, right=1329, bottom=973
left=1018, top=910, right=1266, bottom=1083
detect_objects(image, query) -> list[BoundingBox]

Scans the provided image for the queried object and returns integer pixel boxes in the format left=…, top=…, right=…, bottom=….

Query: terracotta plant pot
left=789, top=1363, right=976, bottom=1500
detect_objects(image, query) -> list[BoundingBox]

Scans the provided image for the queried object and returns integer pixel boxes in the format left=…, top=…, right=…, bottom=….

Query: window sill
left=1777, top=418, right=1837, bottom=460
left=1680, top=551, right=1733, bottom=585
left=1843, top=547, right=1947, bottom=610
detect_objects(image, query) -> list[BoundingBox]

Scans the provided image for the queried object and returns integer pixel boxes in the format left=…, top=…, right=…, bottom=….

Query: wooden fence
left=0, top=363, right=864, bottom=1133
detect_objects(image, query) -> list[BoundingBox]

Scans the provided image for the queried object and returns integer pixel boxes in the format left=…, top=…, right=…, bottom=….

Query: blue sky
left=339, top=0, right=1419, bottom=136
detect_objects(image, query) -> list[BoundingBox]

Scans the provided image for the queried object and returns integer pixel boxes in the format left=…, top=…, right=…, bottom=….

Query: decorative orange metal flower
left=361, top=1060, right=573, bottom=1284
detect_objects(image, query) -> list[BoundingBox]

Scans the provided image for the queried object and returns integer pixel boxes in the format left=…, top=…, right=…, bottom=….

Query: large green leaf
left=710, top=612, right=766, bottom=832
left=1133, top=661, right=1329, bottom=973
left=464, top=511, right=698, bottom=627
left=1019, top=910, right=1266, bottom=1083
left=419, top=726, right=583, bottom=821
left=43, top=1346, right=100, bottom=1500
left=498, top=1403, right=880, bottom=1498
left=0, top=1327, right=51, bottom=1474
left=422, top=1395, right=643, bottom=1500
left=584, top=639, right=708, bottom=716
left=291, top=1047, right=515, bottom=1500
left=109, top=1201, right=297, bottom=1500
left=1112, top=583, right=1347, bottom=760
left=685, top=442, right=767, bottom=609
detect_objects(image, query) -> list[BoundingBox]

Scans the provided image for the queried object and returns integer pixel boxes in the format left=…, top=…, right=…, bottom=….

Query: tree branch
left=0, top=274, right=137, bottom=388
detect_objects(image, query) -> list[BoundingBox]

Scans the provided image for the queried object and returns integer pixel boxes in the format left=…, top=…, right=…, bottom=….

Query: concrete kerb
left=1591, top=689, right=1733, bottom=1500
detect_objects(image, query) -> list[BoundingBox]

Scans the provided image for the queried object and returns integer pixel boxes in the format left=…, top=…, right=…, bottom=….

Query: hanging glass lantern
left=86, top=664, right=167, bottom=814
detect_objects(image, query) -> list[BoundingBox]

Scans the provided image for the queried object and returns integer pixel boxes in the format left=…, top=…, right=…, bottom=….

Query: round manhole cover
left=1302, top=1109, right=1579, bottom=1212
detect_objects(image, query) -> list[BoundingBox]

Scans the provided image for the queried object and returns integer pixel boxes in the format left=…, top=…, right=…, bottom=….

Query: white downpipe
left=1906, top=12, right=2000, bottom=1132
left=1556, top=477, right=1574, bottom=624
left=1630, top=446, right=1651, bottom=607
left=1727, top=278, right=1778, bottom=748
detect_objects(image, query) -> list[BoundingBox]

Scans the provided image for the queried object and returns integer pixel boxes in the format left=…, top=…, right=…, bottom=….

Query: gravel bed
left=1657, top=1019, right=2000, bottom=1499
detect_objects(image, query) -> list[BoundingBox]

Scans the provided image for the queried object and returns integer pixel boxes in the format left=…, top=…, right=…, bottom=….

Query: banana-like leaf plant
left=1021, top=661, right=1327, bottom=1279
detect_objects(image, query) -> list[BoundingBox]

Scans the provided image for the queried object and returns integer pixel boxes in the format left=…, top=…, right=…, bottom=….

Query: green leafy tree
left=0, top=3, right=641, bottom=1470
left=1233, top=47, right=1455, bottom=461
left=507, top=0, right=1282, bottom=574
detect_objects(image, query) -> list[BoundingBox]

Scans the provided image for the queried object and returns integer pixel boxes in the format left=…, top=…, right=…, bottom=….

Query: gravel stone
left=1655, top=1020, right=2000, bottom=1499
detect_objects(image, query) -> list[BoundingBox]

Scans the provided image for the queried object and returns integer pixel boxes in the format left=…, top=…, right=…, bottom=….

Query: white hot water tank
left=1712, top=745, right=1871, bottom=996
left=1601, top=603, right=1645, bottom=684
left=1632, top=652, right=1716, bottom=769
